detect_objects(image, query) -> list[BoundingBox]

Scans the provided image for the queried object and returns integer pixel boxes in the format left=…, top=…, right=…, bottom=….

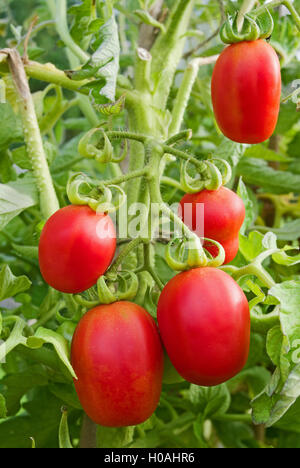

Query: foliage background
left=0, top=0, right=299, bottom=448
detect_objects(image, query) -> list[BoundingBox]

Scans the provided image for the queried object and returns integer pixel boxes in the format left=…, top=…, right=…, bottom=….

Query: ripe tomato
left=71, top=301, right=164, bottom=427
left=39, top=205, right=116, bottom=294
left=180, top=186, right=245, bottom=264
left=211, top=40, right=281, bottom=144
left=157, top=268, right=250, bottom=387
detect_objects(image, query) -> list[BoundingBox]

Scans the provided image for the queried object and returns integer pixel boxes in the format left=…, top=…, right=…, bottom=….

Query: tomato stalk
left=3, top=49, right=59, bottom=219
left=237, top=0, right=257, bottom=33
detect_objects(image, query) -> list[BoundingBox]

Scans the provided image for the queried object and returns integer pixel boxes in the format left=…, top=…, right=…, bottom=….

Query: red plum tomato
left=180, top=186, right=245, bottom=264
left=157, top=268, right=250, bottom=387
left=211, top=40, right=281, bottom=144
left=71, top=301, right=164, bottom=427
left=39, top=205, right=116, bottom=294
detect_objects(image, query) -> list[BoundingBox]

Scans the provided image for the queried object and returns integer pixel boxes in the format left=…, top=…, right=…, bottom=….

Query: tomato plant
left=71, top=301, right=164, bottom=427
left=180, top=187, right=246, bottom=264
left=0, top=0, right=300, bottom=450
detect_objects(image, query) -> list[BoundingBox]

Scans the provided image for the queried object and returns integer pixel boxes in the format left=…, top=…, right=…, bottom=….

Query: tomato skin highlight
left=157, top=268, right=250, bottom=387
left=38, top=205, right=116, bottom=294
left=180, top=186, right=245, bottom=264
left=211, top=40, right=281, bottom=144
left=71, top=301, right=164, bottom=427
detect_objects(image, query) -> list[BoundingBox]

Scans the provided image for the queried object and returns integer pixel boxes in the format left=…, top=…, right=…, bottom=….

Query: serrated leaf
left=0, top=175, right=38, bottom=230
left=237, top=158, right=300, bottom=194
left=0, top=265, right=31, bottom=301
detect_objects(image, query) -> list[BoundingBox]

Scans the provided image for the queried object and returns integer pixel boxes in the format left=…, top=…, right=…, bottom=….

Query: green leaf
left=237, top=158, right=300, bottom=194
left=267, top=326, right=284, bottom=367
left=0, top=365, right=48, bottom=416
left=272, top=249, right=300, bottom=266
left=97, top=426, right=134, bottom=448
left=0, top=103, right=23, bottom=151
left=244, top=144, right=291, bottom=163
left=239, top=231, right=265, bottom=262
left=0, top=265, right=31, bottom=301
left=254, top=219, right=300, bottom=241
left=265, top=364, right=300, bottom=427
left=74, top=16, right=120, bottom=104
left=214, top=139, right=246, bottom=167
left=134, top=9, right=166, bottom=32
left=270, top=281, right=300, bottom=350
left=0, top=175, right=38, bottom=230
left=188, top=384, right=231, bottom=418
left=29, top=328, right=77, bottom=380
left=11, top=244, right=39, bottom=261
left=59, top=410, right=73, bottom=448
left=237, top=178, right=254, bottom=234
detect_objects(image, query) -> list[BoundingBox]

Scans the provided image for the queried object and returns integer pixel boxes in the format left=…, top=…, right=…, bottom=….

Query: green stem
left=165, top=129, right=193, bottom=146
left=6, top=49, right=59, bottom=219
left=162, top=144, right=206, bottom=171
left=47, top=0, right=89, bottom=63
left=237, top=0, right=257, bottom=32
left=109, top=238, right=144, bottom=274
left=222, top=262, right=276, bottom=289
left=151, top=0, right=195, bottom=110
left=24, top=60, right=90, bottom=93
left=103, top=168, right=148, bottom=186
left=169, top=55, right=218, bottom=136
left=213, top=413, right=252, bottom=424
left=144, top=243, right=165, bottom=291
left=161, top=176, right=183, bottom=191
left=106, top=131, right=149, bottom=144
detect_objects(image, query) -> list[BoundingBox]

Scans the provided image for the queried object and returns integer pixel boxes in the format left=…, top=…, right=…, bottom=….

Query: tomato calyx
left=67, top=172, right=126, bottom=213
left=165, top=236, right=225, bottom=271
left=220, top=8, right=274, bottom=44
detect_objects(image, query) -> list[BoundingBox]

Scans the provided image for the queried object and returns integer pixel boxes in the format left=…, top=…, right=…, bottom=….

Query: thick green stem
left=5, top=49, right=59, bottom=219
left=222, top=262, right=276, bottom=289
left=151, top=0, right=195, bottom=109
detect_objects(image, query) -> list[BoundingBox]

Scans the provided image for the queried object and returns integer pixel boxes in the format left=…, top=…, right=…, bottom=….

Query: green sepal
left=220, top=9, right=274, bottom=45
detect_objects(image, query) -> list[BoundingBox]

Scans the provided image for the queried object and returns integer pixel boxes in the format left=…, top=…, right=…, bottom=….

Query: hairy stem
left=4, top=49, right=59, bottom=219
left=169, top=55, right=219, bottom=136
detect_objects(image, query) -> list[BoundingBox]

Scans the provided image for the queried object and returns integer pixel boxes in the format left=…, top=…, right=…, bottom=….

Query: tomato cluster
left=39, top=198, right=250, bottom=427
